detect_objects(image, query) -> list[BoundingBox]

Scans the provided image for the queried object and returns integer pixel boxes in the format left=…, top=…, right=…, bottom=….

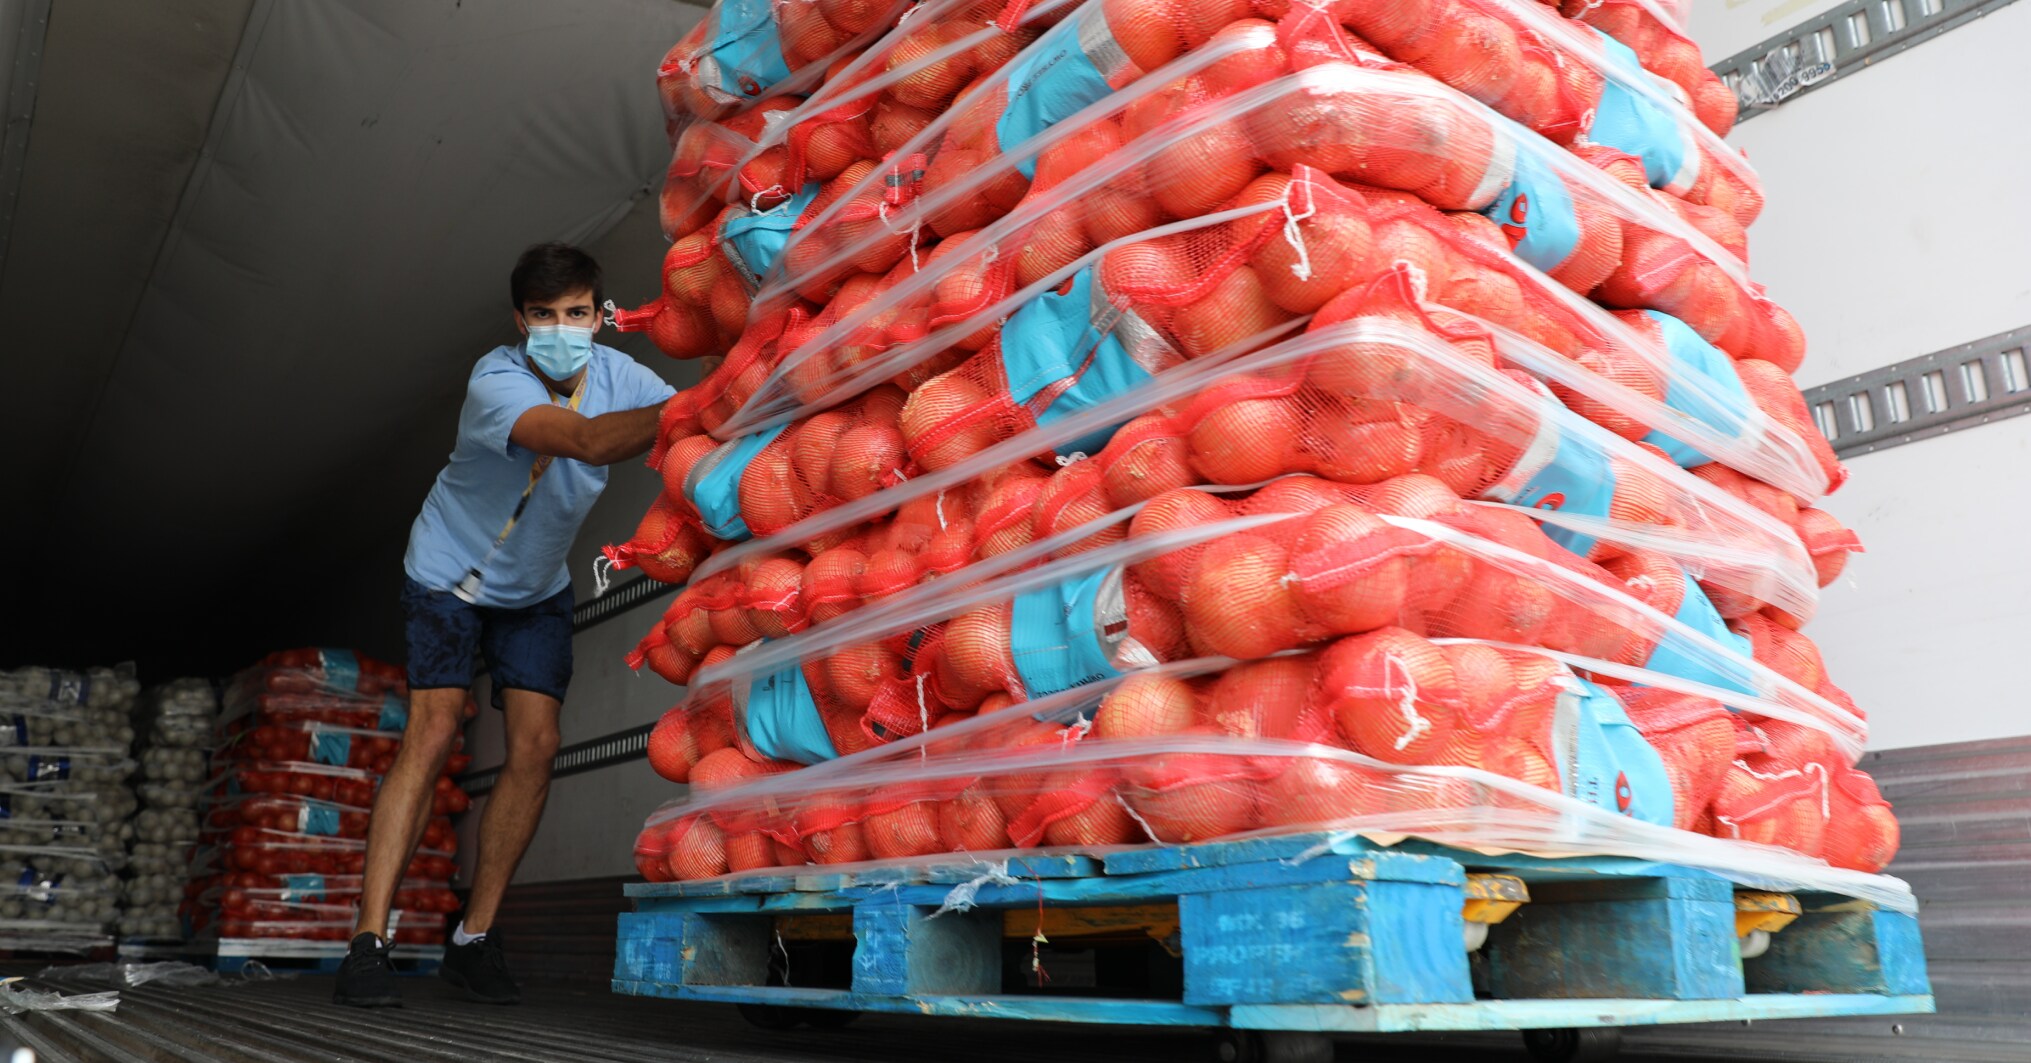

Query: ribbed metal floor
left=0, top=970, right=1960, bottom=1063
left=0, top=973, right=1492, bottom=1063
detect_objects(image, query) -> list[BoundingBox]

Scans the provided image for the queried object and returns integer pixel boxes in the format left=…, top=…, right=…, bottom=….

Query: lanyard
left=456, top=375, right=586, bottom=600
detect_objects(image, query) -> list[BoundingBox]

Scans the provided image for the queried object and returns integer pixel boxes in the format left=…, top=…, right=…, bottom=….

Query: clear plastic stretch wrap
left=614, top=49, right=1836, bottom=517
left=1558, top=0, right=1738, bottom=137
left=206, top=759, right=470, bottom=820
left=192, top=798, right=458, bottom=881
left=0, top=665, right=141, bottom=714
left=219, top=720, right=470, bottom=777
left=605, top=0, right=1898, bottom=903
left=183, top=872, right=455, bottom=945
left=223, top=648, right=409, bottom=717
left=199, top=910, right=443, bottom=946
left=632, top=657, right=1904, bottom=903
left=123, top=677, right=220, bottom=941
left=627, top=307, right=1835, bottom=645
left=0, top=665, right=138, bottom=952
left=191, top=649, right=467, bottom=948
left=713, top=62, right=1799, bottom=430
left=607, top=159, right=1843, bottom=586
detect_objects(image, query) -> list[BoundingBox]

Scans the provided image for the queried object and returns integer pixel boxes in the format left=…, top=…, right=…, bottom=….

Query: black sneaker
left=333, top=933, right=403, bottom=1008
left=440, top=930, right=521, bottom=1004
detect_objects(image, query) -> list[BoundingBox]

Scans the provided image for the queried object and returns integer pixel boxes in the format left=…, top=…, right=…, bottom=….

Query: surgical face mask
left=525, top=324, right=595, bottom=380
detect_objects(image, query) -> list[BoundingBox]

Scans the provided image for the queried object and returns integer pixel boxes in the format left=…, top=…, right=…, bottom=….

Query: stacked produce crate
left=606, top=0, right=1898, bottom=900
left=0, top=665, right=139, bottom=955
left=119, top=678, right=218, bottom=947
left=187, top=650, right=466, bottom=958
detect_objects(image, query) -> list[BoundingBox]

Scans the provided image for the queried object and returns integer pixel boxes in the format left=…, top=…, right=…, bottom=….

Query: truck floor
left=0, top=971, right=1971, bottom=1063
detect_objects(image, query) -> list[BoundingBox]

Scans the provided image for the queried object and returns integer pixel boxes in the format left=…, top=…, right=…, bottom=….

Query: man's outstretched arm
left=508, top=403, right=662, bottom=466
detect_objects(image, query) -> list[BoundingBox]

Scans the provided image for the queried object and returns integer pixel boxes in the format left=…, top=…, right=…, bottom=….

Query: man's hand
left=509, top=403, right=663, bottom=466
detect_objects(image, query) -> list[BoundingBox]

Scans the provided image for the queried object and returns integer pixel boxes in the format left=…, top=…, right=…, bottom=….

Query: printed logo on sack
left=1533, top=492, right=1567, bottom=511
left=1502, top=193, right=1532, bottom=244
left=1615, top=771, right=1633, bottom=814
left=738, top=74, right=762, bottom=96
left=19, top=866, right=61, bottom=904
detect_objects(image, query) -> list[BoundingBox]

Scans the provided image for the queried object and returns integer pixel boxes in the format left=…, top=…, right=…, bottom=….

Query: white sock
left=452, top=921, right=486, bottom=946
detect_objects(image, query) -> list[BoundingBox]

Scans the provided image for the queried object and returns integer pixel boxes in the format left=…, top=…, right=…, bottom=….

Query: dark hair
left=510, top=243, right=604, bottom=312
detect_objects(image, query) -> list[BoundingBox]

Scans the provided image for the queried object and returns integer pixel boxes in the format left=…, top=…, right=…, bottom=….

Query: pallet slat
left=613, top=834, right=1934, bottom=1035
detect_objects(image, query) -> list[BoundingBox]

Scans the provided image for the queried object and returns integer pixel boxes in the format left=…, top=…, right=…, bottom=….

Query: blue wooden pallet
left=205, top=939, right=443, bottom=976
left=612, top=833, right=1933, bottom=1034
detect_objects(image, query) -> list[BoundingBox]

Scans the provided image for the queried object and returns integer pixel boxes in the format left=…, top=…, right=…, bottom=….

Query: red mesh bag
left=1793, top=506, right=1864, bottom=588
left=1731, top=611, right=1862, bottom=717
left=1326, top=0, right=1760, bottom=225
left=626, top=617, right=1883, bottom=880
left=241, top=649, right=407, bottom=698
left=1733, top=356, right=1845, bottom=482
left=1826, top=767, right=1901, bottom=873
left=646, top=701, right=739, bottom=783
left=603, top=495, right=717, bottom=586
left=1558, top=0, right=1737, bottom=136
left=647, top=386, right=912, bottom=547
left=654, top=0, right=925, bottom=125
left=682, top=64, right=1795, bottom=461
left=1611, top=687, right=1736, bottom=832
left=752, top=13, right=1295, bottom=307
left=611, top=0, right=1897, bottom=903
left=659, top=97, right=804, bottom=242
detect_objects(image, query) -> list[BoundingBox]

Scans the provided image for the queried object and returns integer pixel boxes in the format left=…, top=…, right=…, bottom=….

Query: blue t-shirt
left=403, top=342, right=676, bottom=608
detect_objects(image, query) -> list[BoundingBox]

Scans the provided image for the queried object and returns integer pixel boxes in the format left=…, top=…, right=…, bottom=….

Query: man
left=334, top=244, right=676, bottom=1007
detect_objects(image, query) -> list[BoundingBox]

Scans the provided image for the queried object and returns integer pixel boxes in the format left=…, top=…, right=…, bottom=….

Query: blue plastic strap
left=281, top=873, right=328, bottom=902
left=1638, top=311, right=1756, bottom=468
left=1010, top=568, right=1123, bottom=698
left=1484, top=148, right=1581, bottom=274
left=311, top=728, right=353, bottom=767
left=27, top=756, right=68, bottom=782
left=1643, top=571, right=1759, bottom=696
left=378, top=694, right=409, bottom=732
left=300, top=799, right=342, bottom=837
left=1558, top=677, right=1676, bottom=827
left=1505, top=419, right=1617, bottom=557
left=721, top=183, right=819, bottom=284
left=996, top=22, right=1120, bottom=178
left=744, top=659, right=840, bottom=765
left=319, top=649, right=361, bottom=692
left=1001, top=268, right=1152, bottom=455
left=1586, top=30, right=1692, bottom=191
left=686, top=423, right=789, bottom=541
left=704, top=0, right=792, bottom=101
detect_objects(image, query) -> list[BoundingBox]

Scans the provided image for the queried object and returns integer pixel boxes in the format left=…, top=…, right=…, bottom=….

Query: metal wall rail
left=1801, top=324, right=2031, bottom=458
left=460, top=721, right=653, bottom=797
left=1713, top=0, right=2020, bottom=121
left=573, top=571, right=674, bottom=632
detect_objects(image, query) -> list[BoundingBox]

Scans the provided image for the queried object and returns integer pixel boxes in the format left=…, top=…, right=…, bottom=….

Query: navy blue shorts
left=402, top=577, right=574, bottom=711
